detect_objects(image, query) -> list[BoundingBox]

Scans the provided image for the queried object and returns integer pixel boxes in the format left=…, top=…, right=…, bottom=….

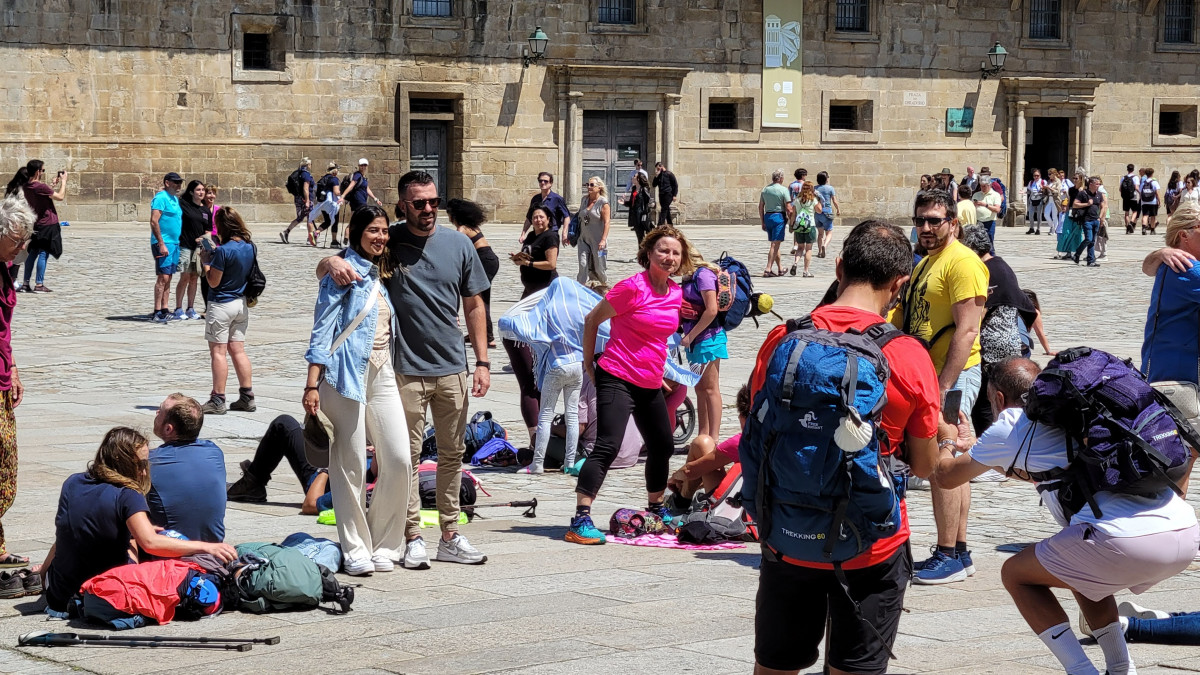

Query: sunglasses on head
left=912, top=216, right=950, bottom=228
left=406, top=198, right=441, bottom=210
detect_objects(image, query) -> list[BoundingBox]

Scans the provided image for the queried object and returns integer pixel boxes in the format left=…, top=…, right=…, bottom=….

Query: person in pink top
left=567, top=226, right=697, bottom=545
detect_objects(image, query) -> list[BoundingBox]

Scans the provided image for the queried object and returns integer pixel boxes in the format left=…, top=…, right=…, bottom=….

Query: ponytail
left=5, top=160, right=44, bottom=198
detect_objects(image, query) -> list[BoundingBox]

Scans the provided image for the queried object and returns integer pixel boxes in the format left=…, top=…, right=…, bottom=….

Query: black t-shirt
left=46, top=473, right=148, bottom=611
left=984, top=256, right=1037, bottom=326
left=179, top=198, right=210, bottom=248
left=520, top=228, right=559, bottom=295
left=1077, top=189, right=1104, bottom=221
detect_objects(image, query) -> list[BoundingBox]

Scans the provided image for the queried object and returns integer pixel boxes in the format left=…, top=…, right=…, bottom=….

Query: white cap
left=358, top=158, right=369, bottom=166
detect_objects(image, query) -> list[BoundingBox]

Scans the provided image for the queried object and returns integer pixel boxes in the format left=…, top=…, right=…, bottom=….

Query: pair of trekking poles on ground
left=19, top=631, right=280, bottom=651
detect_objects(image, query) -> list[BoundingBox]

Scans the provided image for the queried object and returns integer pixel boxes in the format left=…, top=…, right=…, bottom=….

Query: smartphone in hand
left=201, top=237, right=216, bottom=253
left=942, top=389, right=964, bottom=425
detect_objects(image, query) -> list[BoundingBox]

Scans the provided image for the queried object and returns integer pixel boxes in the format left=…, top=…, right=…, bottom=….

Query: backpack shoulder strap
left=863, top=322, right=904, bottom=351
left=779, top=315, right=814, bottom=407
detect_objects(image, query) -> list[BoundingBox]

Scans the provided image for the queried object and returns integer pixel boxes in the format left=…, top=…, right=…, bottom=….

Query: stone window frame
left=820, top=91, right=879, bottom=144
left=699, top=88, right=760, bottom=142
left=1157, top=0, right=1200, bottom=52
left=230, top=14, right=294, bottom=84
left=1152, top=97, right=1200, bottom=147
left=588, top=0, right=648, bottom=35
left=1020, top=0, right=1073, bottom=50
left=399, top=0, right=466, bottom=28
left=825, top=0, right=880, bottom=43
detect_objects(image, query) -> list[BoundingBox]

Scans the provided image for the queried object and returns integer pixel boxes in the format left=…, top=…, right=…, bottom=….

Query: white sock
left=1038, top=622, right=1100, bottom=675
left=1092, top=621, right=1136, bottom=675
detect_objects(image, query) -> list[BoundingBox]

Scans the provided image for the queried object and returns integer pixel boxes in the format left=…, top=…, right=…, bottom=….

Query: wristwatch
left=476, top=361, right=491, bottom=370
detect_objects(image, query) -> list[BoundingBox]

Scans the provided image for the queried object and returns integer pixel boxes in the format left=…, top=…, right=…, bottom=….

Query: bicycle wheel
left=673, top=396, right=696, bottom=448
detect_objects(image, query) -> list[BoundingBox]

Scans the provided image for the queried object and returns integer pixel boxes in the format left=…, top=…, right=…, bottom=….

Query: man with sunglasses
left=317, top=170, right=491, bottom=570
left=892, top=189, right=989, bottom=586
left=521, top=172, right=571, bottom=244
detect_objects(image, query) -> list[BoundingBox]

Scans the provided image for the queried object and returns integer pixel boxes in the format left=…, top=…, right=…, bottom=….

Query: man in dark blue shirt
left=522, top=171, right=571, bottom=243
left=148, top=394, right=226, bottom=542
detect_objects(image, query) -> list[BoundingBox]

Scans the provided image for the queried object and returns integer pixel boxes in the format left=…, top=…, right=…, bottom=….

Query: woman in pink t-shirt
left=566, top=226, right=697, bottom=545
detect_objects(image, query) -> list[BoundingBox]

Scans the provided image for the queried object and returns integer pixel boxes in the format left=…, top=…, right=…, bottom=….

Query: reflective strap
left=840, top=353, right=859, bottom=411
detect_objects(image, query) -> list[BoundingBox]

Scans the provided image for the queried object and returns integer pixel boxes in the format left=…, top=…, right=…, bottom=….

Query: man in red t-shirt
left=750, top=221, right=941, bottom=675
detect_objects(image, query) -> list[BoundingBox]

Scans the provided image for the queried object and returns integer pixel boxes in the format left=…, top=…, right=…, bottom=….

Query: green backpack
left=233, top=543, right=353, bottom=614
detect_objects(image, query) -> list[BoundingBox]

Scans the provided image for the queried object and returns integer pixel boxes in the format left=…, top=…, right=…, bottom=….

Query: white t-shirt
left=968, top=408, right=1197, bottom=538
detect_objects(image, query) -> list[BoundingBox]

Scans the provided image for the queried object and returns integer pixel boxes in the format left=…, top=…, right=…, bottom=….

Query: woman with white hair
left=0, top=195, right=32, bottom=567
left=575, top=176, right=610, bottom=289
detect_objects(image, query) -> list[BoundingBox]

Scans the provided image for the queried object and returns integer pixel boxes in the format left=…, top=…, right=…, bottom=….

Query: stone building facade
left=2, top=0, right=1199, bottom=224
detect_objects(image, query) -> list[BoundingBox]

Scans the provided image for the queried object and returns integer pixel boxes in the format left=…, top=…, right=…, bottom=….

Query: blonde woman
left=576, top=176, right=610, bottom=288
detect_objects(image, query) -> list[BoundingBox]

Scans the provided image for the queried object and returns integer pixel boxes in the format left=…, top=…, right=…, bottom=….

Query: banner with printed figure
left=762, top=2, right=802, bottom=129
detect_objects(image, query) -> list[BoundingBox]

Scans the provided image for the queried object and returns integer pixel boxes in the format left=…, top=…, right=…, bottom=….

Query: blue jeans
left=984, top=220, right=996, bottom=255
left=1074, top=219, right=1099, bottom=264
left=1127, top=612, right=1200, bottom=645
left=22, top=249, right=47, bottom=285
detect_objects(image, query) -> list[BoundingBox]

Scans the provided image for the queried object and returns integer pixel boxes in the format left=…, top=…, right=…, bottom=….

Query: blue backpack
left=712, top=251, right=754, bottom=331
left=740, top=315, right=906, bottom=566
left=463, top=411, right=507, bottom=463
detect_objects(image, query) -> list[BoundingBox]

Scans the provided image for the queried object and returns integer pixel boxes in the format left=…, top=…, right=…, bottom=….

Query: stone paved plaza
left=0, top=218, right=1198, bottom=674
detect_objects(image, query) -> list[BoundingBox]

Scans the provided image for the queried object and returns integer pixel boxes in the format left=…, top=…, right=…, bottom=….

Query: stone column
left=663, top=94, right=681, bottom=172
left=1081, top=104, right=1094, bottom=174
left=565, top=92, right=583, bottom=208
left=1012, top=102, right=1027, bottom=204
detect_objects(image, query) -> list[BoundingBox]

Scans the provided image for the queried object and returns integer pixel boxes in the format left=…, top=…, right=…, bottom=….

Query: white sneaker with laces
left=371, top=553, right=394, bottom=572
left=403, top=537, right=430, bottom=570
left=343, top=557, right=374, bottom=576
left=436, top=533, right=487, bottom=564
left=1118, top=600, right=1170, bottom=620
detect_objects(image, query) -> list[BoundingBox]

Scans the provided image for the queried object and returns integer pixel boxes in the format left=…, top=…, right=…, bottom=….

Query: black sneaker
left=0, top=571, right=22, bottom=599
left=18, top=568, right=42, bottom=596
left=201, top=396, right=226, bottom=415
left=227, top=460, right=267, bottom=503
left=229, top=396, right=256, bottom=412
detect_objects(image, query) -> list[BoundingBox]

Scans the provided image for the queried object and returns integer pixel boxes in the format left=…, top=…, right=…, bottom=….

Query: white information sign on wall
left=903, top=91, right=927, bottom=107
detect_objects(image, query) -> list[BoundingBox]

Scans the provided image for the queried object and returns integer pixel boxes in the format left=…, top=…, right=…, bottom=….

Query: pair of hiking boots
left=201, top=393, right=255, bottom=415
left=0, top=569, right=41, bottom=599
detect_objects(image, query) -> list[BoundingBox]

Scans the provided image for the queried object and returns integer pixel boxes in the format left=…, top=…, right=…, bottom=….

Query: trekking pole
left=465, top=498, right=538, bottom=518
left=18, top=631, right=261, bottom=651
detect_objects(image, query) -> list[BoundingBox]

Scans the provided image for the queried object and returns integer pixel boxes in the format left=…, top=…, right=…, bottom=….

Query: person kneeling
left=936, top=356, right=1199, bottom=675
left=667, top=384, right=750, bottom=502
left=40, top=428, right=237, bottom=615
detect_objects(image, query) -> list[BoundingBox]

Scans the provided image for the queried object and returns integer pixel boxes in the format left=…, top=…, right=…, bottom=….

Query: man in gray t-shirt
left=319, top=171, right=491, bottom=569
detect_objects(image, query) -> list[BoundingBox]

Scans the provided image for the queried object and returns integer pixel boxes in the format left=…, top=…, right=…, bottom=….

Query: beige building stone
left=2, top=0, right=1199, bottom=224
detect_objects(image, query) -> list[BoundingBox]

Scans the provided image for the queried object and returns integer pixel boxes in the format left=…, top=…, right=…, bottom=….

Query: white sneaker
left=971, top=468, right=1009, bottom=483
left=1078, top=610, right=1094, bottom=638
left=343, top=557, right=373, bottom=576
left=435, top=533, right=487, bottom=565
left=1118, top=600, right=1170, bottom=620
left=403, top=537, right=430, bottom=570
left=371, top=553, right=394, bottom=572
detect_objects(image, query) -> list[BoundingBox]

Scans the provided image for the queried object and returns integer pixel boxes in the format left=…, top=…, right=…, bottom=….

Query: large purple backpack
left=1023, top=347, right=1194, bottom=519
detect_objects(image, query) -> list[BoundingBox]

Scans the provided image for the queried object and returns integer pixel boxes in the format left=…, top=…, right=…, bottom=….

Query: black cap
left=164, top=172, right=183, bottom=183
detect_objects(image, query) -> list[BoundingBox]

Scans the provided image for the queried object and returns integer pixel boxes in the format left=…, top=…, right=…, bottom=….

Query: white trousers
left=321, top=358, right=412, bottom=563
left=309, top=195, right=341, bottom=224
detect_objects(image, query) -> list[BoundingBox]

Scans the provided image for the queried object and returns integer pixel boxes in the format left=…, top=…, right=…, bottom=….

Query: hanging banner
left=762, top=2, right=802, bottom=129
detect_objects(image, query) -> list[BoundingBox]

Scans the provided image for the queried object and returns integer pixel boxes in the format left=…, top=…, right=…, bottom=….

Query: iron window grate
left=413, top=0, right=452, bottom=17
left=829, top=105, right=858, bottom=131
left=243, top=33, right=272, bottom=71
left=1029, top=0, right=1062, bottom=40
left=598, top=0, right=637, bottom=24
left=708, top=103, right=738, bottom=130
left=835, top=0, right=870, bottom=32
left=411, top=98, right=454, bottom=114
left=1165, top=0, right=1196, bottom=43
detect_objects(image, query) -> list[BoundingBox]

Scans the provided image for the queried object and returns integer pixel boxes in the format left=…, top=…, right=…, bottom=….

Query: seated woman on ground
left=667, top=384, right=750, bottom=502
left=40, top=427, right=237, bottom=614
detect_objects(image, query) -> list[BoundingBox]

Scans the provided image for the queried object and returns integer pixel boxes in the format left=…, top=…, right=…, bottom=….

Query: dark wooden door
left=582, top=111, right=646, bottom=215
left=410, top=121, right=448, bottom=199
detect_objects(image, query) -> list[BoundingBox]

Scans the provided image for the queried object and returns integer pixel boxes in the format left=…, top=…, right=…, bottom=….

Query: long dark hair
left=183, top=179, right=205, bottom=204
left=347, top=205, right=393, bottom=278
left=5, top=160, right=43, bottom=197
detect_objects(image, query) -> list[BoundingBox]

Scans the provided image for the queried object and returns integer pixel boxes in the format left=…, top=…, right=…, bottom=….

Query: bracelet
left=938, top=439, right=957, bottom=451
left=304, top=386, right=319, bottom=392
left=476, top=361, right=490, bottom=370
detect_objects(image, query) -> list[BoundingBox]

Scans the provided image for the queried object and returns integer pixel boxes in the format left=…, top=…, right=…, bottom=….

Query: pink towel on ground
left=604, top=533, right=746, bottom=550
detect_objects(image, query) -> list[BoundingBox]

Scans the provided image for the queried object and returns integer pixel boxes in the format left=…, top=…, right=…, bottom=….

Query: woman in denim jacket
left=303, top=205, right=410, bottom=576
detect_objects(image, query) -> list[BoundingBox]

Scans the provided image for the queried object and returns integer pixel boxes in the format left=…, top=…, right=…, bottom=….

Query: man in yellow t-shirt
left=894, top=189, right=989, bottom=585
left=956, top=185, right=977, bottom=226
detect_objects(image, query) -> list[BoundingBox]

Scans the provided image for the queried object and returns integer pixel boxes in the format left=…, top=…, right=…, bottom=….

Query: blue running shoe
left=959, top=549, right=975, bottom=576
left=565, top=514, right=606, bottom=545
left=913, top=550, right=967, bottom=585
left=185, top=308, right=200, bottom=320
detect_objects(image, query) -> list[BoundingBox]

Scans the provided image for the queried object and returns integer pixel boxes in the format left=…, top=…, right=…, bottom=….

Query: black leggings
left=476, top=246, right=500, bottom=343
left=503, top=338, right=541, bottom=429
left=576, top=364, right=674, bottom=499
left=247, top=415, right=321, bottom=491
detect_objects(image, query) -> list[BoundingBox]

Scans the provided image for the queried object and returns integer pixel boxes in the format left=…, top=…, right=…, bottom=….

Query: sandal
left=0, top=552, right=30, bottom=568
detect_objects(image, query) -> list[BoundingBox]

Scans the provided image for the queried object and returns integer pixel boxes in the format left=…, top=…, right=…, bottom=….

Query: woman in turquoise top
left=304, top=205, right=411, bottom=576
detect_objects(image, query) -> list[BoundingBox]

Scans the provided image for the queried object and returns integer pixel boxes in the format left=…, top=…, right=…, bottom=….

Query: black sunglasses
left=538, top=179, right=551, bottom=184
left=912, top=216, right=950, bottom=228
left=406, top=198, right=441, bottom=210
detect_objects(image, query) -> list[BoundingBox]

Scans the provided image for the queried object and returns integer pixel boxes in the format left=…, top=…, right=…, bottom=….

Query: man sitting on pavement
left=226, top=414, right=330, bottom=515
left=148, top=394, right=226, bottom=542
left=936, top=356, right=1199, bottom=675
left=667, top=384, right=750, bottom=501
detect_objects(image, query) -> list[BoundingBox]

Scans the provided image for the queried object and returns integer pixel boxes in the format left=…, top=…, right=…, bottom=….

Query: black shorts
left=1142, top=203, right=1160, bottom=217
left=754, top=545, right=912, bottom=674
left=1123, top=198, right=1141, bottom=213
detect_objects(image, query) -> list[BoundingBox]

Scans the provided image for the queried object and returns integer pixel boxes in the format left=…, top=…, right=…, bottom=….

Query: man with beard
left=892, top=188, right=989, bottom=585
left=317, top=170, right=491, bottom=569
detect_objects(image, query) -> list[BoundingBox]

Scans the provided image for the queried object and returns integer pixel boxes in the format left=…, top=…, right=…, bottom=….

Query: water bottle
left=598, top=249, right=607, bottom=261
left=59, top=221, right=69, bottom=227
